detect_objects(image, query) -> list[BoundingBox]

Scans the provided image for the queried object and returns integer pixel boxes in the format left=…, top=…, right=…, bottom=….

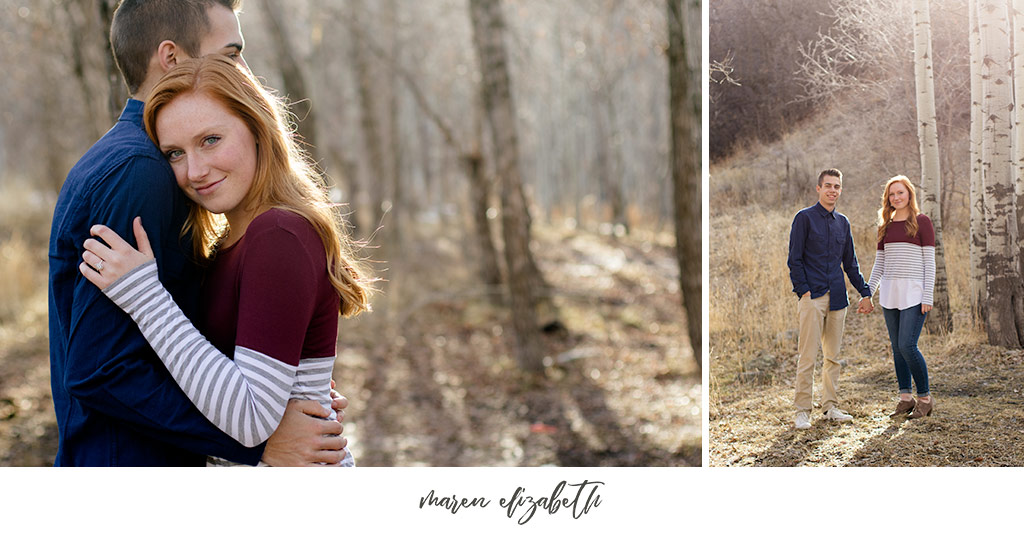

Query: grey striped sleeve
left=922, top=245, right=935, bottom=306
left=867, top=249, right=885, bottom=297
left=102, top=260, right=298, bottom=447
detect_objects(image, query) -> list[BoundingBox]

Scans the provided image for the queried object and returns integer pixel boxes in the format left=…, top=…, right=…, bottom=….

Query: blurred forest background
left=0, top=0, right=700, bottom=466
left=710, top=0, right=1024, bottom=466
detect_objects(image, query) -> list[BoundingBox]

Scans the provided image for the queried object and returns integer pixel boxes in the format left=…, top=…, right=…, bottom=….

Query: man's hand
left=857, top=296, right=873, bottom=314
left=330, top=379, right=348, bottom=424
left=262, top=399, right=347, bottom=466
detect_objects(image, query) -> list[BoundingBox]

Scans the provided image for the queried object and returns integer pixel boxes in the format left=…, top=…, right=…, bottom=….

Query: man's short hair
left=817, top=168, right=842, bottom=186
left=110, top=0, right=241, bottom=95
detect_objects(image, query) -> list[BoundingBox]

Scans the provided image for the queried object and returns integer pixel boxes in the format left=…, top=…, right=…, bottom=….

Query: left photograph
left=0, top=0, right=700, bottom=467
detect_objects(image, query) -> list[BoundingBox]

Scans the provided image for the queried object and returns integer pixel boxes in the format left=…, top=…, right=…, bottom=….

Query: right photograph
left=709, top=0, right=1024, bottom=466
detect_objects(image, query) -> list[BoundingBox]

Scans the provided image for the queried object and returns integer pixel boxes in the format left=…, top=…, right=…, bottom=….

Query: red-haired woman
left=79, top=56, right=372, bottom=464
left=862, top=175, right=934, bottom=419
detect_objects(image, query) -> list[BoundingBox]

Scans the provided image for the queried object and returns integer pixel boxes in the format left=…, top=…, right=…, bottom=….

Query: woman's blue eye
left=203, top=136, right=220, bottom=146
left=165, top=149, right=184, bottom=160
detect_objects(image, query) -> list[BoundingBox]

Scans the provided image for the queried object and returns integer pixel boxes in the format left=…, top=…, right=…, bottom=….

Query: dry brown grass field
left=0, top=181, right=699, bottom=467
left=710, top=106, right=1024, bottom=467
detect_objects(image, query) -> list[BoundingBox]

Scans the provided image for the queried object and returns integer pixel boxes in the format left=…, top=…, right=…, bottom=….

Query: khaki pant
left=795, top=293, right=846, bottom=412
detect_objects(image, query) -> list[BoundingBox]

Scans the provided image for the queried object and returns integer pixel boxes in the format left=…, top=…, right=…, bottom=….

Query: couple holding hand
left=787, top=169, right=934, bottom=430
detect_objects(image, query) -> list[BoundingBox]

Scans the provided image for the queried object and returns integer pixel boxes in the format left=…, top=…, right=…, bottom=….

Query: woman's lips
left=195, top=178, right=225, bottom=196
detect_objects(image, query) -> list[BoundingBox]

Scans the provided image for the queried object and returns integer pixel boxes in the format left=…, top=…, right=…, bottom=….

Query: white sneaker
left=823, top=407, right=853, bottom=422
left=794, top=411, right=811, bottom=429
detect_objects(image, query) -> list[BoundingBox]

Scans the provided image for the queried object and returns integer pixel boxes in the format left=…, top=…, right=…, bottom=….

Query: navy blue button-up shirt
left=787, top=202, right=870, bottom=311
left=48, top=99, right=264, bottom=466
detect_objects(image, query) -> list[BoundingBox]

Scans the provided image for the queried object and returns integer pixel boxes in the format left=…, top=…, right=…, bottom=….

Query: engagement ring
left=96, top=260, right=104, bottom=272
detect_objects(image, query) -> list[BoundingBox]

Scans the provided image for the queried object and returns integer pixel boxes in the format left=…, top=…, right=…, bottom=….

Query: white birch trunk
left=911, top=0, right=951, bottom=332
left=970, top=0, right=987, bottom=319
left=1012, top=0, right=1024, bottom=285
left=978, top=0, right=1024, bottom=347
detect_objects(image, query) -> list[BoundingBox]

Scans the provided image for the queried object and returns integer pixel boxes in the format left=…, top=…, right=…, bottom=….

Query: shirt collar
left=814, top=202, right=836, bottom=218
left=118, top=99, right=145, bottom=129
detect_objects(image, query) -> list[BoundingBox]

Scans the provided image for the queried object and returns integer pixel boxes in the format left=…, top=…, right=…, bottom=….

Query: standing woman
left=863, top=175, right=935, bottom=419
left=79, top=56, right=372, bottom=463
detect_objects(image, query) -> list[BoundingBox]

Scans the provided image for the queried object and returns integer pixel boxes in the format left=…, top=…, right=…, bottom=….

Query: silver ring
left=95, top=260, right=105, bottom=272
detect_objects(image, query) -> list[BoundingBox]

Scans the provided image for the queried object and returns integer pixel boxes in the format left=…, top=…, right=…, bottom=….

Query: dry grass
left=708, top=107, right=1019, bottom=465
left=0, top=181, right=54, bottom=324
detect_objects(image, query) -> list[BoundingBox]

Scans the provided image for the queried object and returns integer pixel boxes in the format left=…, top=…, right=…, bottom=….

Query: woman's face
left=155, top=92, right=258, bottom=226
left=888, top=182, right=910, bottom=212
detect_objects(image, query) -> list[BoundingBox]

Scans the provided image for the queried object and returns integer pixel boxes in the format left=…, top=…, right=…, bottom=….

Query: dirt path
left=0, top=225, right=699, bottom=466
left=711, top=305, right=1024, bottom=466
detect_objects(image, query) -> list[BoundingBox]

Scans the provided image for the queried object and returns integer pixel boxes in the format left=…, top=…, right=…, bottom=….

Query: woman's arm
left=81, top=219, right=297, bottom=447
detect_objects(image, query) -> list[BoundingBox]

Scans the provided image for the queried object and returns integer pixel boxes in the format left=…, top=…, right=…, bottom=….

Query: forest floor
left=710, top=305, right=1024, bottom=466
left=0, top=222, right=699, bottom=467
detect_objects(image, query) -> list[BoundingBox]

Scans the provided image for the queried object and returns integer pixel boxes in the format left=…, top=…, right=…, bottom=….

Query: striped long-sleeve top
left=102, top=209, right=344, bottom=459
left=867, top=213, right=936, bottom=310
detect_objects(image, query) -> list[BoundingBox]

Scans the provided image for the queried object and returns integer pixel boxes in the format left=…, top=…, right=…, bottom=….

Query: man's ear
left=155, top=40, right=181, bottom=72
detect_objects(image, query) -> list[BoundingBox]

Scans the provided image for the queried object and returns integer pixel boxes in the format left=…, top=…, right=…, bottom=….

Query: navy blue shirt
left=787, top=202, right=870, bottom=311
left=48, top=99, right=264, bottom=466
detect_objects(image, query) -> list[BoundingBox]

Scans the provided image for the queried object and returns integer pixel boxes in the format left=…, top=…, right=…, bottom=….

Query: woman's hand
left=79, top=216, right=155, bottom=290
left=922, top=304, right=932, bottom=314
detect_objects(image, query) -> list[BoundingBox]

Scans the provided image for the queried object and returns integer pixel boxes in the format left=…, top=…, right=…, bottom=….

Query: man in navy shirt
left=787, top=168, right=872, bottom=430
left=48, top=0, right=349, bottom=465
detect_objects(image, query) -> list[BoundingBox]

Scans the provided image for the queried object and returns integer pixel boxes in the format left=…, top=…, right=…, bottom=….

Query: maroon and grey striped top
left=103, top=209, right=348, bottom=465
left=867, top=213, right=936, bottom=309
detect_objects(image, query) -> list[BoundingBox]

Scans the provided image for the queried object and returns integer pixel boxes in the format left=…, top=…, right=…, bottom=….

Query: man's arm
left=787, top=212, right=810, bottom=297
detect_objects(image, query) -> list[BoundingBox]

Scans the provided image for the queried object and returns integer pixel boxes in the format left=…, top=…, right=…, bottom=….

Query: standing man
left=49, top=0, right=348, bottom=465
left=787, top=168, right=872, bottom=430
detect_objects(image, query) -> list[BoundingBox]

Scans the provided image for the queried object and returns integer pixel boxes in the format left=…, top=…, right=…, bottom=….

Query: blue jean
left=882, top=305, right=929, bottom=396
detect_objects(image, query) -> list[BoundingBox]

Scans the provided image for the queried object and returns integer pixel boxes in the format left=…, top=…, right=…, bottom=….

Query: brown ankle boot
left=908, top=397, right=933, bottom=419
left=890, top=399, right=916, bottom=417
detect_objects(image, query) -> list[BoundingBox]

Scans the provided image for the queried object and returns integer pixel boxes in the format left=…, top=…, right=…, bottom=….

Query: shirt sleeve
left=918, top=215, right=936, bottom=306
left=98, top=218, right=324, bottom=448
left=102, top=259, right=298, bottom=447
left=788, top=212, right=810, bottom=297
left=62, top=156, right=264, bottom=463
left=841, top=218, right=871, bottom=297
left=867, top=246, right=884, bottom=297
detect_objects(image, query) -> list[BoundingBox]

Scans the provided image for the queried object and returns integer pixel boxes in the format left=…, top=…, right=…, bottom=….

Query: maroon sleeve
left=234, top=214, right=320, bottom=367
left=917, top=214, right=935, bottom=247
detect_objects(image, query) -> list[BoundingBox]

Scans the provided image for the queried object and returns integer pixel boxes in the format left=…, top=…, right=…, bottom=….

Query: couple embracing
left=787, top=169, right=934, bottom=430
left=48, top=0, right=371, bottom=466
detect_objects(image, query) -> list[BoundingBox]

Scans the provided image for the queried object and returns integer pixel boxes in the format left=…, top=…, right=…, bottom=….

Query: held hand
left=262, top=399, right=348, bottom=466
left=329, top=379, right=348, bottom=423
left=922, top=304, right=932, bottom=314
left=79, top=217, right=155, bottom=290
left=857, top=297, right=873, bottom=314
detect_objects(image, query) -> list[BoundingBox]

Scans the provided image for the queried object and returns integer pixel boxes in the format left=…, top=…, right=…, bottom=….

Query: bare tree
left=977, top=0, right=1024, bottom=347
left=970, top=0, right=987, bottom=318
left=668, top=0, right=701, bottom=369
left=468, top=0, right=545, bottom=372
left=258, top=0, right=321, bottom=170
left=911, top=0, right=952, bottom=332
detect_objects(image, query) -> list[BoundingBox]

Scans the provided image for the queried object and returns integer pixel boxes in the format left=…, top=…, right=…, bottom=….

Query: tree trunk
left=911, top=0, right=952, bottom=332
left=1012, top=0, right=1024, bottom=306
left=667, top=0, right=701, bottom=369
left=258, top=0, right=321, bottom=168
left=96, top=0, right=127, bottom=121
left=66, top=0, right=111, bottom=140
left=978, top=0, right=1024, bottom=347
left=386, top=0, right=404, bottom=247
left=461, top=151, right=504, bottom=295
left=468, top=0, right=545, bottom=372
left=970, top=0, right=987, bottom=319
left=348, top=0, right=388, bottom=234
